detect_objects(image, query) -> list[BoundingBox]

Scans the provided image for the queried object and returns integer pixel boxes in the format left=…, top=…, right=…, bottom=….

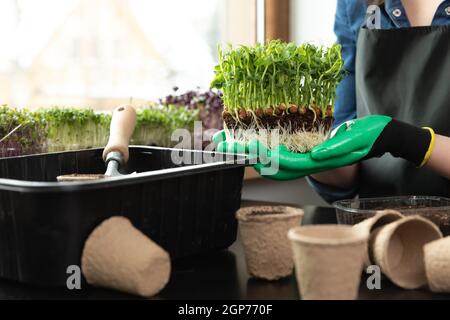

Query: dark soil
left=223, top=106, right=333, bottom=133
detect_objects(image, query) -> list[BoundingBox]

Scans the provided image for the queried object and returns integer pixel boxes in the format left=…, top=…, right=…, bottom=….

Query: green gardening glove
left=213, top=128, right=372, bottom=180
left=311, top=115, right=436, bottom=168
left=213, top=130, right=364, bottom=180
left=213, top=115, right=435, bottom=181
left=213, top=130, right=306, bottom=181
left=261, top=115, right=392, bottom=173
left=247, top=139, right=366, bottom=179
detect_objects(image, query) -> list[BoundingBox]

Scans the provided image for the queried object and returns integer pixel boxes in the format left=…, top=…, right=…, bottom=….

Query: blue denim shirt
left=308, top=0, right=450, bottom=204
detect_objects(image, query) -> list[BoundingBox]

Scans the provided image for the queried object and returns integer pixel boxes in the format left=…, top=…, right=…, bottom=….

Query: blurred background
left=0, top=0, right=338, bottom=207
left=0, top=0, right=336, bottom=110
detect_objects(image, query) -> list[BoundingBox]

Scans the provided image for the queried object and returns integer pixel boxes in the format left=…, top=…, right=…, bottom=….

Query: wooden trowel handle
left=102, top=105, right=137, bottom=164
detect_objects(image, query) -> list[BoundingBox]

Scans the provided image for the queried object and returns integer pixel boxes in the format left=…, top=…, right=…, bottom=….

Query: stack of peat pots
left=236, top=206, right=450, bottom=299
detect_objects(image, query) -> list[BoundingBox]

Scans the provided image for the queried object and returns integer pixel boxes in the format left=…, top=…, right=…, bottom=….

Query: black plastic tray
left=0, top=146, right=246, bottom=286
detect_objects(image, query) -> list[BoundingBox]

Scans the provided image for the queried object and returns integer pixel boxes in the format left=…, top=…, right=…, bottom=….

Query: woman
left=215, top=0, right=450, bottom=203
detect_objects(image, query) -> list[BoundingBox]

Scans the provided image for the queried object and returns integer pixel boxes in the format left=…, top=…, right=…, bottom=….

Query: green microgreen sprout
left=211, top=40, right=344, bottom=152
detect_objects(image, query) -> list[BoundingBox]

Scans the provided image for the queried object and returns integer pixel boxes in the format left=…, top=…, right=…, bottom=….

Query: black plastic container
left=0, top=146, right=246, bottom=286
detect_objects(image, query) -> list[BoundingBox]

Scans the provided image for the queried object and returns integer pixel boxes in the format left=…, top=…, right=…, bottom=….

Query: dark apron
left=356, top=25, right=450, bottom=197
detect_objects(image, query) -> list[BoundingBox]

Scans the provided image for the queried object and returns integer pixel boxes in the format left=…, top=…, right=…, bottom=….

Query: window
left=0, top=0, right=257, bottom=110
left=290, top=0, right=337, bottom=45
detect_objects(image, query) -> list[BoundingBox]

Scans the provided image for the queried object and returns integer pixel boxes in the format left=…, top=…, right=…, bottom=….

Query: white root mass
left=225, top=123, right=330, bottom=153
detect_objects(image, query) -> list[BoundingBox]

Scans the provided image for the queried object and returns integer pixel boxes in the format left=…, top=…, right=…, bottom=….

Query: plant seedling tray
left=334, top=196, right=450, bottom=236
left=0, top=146, right=246, bottom=286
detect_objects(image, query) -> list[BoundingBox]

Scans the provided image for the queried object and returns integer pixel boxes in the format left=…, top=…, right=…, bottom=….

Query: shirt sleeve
left=307, top=0, right=359, bottom=203
left=333, top=0, right=358, bottom=128
left=306, top=176, right=358, bottom=204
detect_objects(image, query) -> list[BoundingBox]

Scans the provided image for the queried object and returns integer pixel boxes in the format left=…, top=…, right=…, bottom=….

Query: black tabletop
left=0, top=205, right=449, bottom=300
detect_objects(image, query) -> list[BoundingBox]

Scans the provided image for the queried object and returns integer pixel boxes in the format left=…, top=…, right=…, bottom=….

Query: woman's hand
left=212, top=130, right=363, bottom=180
left=425, top=134, right=450, bottom=180
left=311, top=115, right=435, bottom=168
left=213, top=114, right=436, bottom=180
left=213, top=130, right=306, bottom=180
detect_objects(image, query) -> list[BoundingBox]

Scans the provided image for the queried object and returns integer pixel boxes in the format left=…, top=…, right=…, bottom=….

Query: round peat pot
left=236, top=206, right=304, bottom=280
left=288, top=225, right=368, bottom=300
left=82, top=216, right=171, bottom=297
left=424, top=237, right=450, bottom=293
left=354, top=210, right=404, bottom=266
left=371, top=216, right=443, bottom=290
